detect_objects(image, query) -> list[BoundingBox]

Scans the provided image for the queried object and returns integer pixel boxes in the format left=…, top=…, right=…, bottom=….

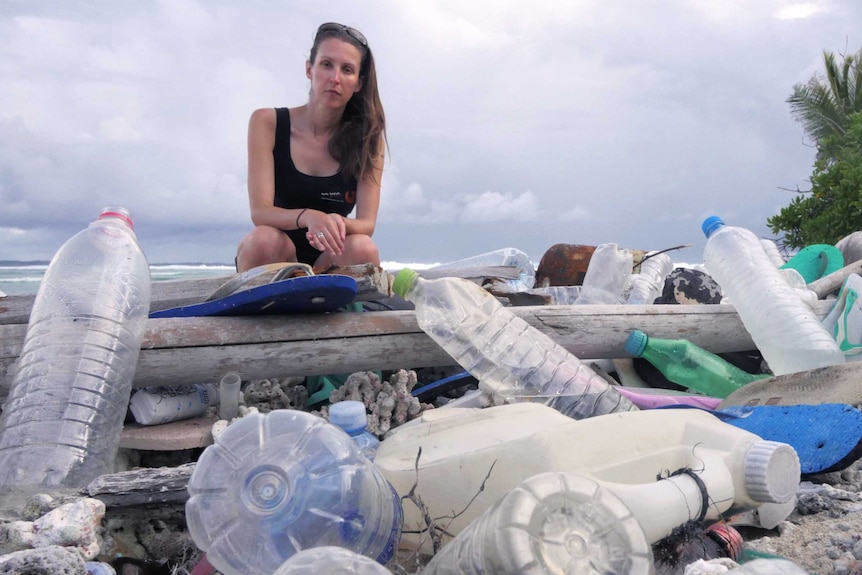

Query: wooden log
left=85, top=463, right=195, bottom=509
left=808, top=259, right=862, bottom=298
left=0, top=300, right=836, bottom=403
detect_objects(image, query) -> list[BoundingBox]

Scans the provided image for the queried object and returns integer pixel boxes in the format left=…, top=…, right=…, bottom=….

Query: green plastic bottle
left=624, top=330, right=769, bottom=398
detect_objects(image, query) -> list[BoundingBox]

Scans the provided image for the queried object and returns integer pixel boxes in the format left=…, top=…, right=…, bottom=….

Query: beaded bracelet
left=295, top=208, right=308, bottom=229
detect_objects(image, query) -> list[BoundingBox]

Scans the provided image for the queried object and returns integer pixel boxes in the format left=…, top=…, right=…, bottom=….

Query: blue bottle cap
left=702, top=216, right=725, bottom=238
left=329, top=400, right=368, bottom=434
left=625, top=330, right=648, bottom=357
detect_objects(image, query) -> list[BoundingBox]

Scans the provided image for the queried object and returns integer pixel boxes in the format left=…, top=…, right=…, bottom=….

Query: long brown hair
left=310, top=25, right=387, bottom=184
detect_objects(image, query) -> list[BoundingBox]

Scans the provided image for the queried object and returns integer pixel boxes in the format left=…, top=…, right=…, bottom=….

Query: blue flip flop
left=150, top=274, right=357, bottom=318
left=715, top=403, right=862, bottom=476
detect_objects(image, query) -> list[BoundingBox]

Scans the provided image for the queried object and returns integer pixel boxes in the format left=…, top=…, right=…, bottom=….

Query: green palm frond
left=787, top=47, right=862, bottom=148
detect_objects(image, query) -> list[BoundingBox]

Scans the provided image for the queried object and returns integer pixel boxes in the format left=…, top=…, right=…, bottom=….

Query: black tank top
left=273, top=107, right=357, bottom=263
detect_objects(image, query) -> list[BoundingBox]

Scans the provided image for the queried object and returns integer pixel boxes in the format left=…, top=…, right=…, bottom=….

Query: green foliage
left=787, top=47, right=862, bottom=152
left=768, top=111, right=862, bottom=248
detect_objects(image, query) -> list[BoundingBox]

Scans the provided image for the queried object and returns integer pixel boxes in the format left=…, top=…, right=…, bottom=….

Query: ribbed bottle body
left=0, top=209, right=150, bottom=497
left=405, top=275, right=636, bottom=419
left=627, top=252, right=673, bottom=305
left=703, top=219, right=843, bottom=375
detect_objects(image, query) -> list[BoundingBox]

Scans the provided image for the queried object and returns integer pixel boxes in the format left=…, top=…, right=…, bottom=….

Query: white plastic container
left=374, top=402, right=799, bottom=554
left=421, top=471, right=654, bottom=575
left=575, top=243, right=633, bottom=304
left=273, top=546, right=391, bottom=575
left=129, top=384, right=220, bottom=426
left=391, top=270, right=637, bottom=419
left=329, top=400, right=380, bottom=460
left=0, top=207, right=151, bottom=501
left=218, top=372, right=242, bottom=420
left=626, top=251, right=673, bottom=305
left=702, top=216, right=844, bottom=375
left=432, top=247, right=536, bottom=292
left=186, top=410, right=402, bottom=575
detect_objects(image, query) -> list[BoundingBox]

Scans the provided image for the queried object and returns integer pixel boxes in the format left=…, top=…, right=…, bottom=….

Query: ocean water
left=0, top=261, right=436, bottom=297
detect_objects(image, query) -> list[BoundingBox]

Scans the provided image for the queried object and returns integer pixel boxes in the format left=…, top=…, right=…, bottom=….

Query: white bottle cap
left=743, top=440, right=800, bottom=503
left=329, top=401, right=368, bottom=434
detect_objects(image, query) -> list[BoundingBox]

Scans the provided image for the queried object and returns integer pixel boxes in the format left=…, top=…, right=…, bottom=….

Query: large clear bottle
left=185, top=410, right=403, bottom=575
left=626, top=251, right=673, bottom=305
left=391, top=269, right=637, bottom=419
left=432, top=247, right=536, bottom=292
left=574, top=243, right=633, bottom=304
left=273, top=546, right=392, bottom=575
left=702, top=216, right=844, bottom=375
left=625, top=329, right=768, bottom=398
left=0, top=207, right=150, bottom=504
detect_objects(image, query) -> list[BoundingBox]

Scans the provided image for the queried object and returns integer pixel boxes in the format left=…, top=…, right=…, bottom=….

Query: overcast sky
left=0, top=1, right=859, bottom=267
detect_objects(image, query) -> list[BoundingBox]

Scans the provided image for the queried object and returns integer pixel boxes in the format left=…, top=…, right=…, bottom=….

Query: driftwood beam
left=0, top=300, right=836, bottom=402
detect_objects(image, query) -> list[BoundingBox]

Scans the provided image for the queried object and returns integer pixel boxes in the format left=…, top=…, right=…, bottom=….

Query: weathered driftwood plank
left=808, top=259, right=862, bottom=298
left=0, top=301, right=835, bottom=402
left=85, top=463, right=195, bottom=509
left=0, top=265, right=519, bottom=325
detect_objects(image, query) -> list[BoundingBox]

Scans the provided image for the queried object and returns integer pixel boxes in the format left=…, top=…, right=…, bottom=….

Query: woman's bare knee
left=236, top=226, right=295, bottom=271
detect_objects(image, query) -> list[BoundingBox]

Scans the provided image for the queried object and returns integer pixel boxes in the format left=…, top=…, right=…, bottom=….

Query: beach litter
left=4, top=225, right=862, bottom=574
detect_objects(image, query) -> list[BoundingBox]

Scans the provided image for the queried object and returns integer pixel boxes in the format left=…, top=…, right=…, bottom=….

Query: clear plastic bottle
left=760, top=239, right=786, bottom=268
left=329, top=400, right=380, bottom=460
left=574, top=243, right=633, bottom=304
left=625, top=330, right=768, bottom=398
left=391, top=269, right=637, bottom=420
left=0, top=207, right=151, bottom=501
left=273, top=546, right=392, bottom=575
left=420, top=471, right=655, bottom=575
left=432, top=247, right=536, bottom=292
left=129, top=384, right=220, bottom=426
left=702, top=216, right=844, bottom=375
left=626, top=251, right=673, bottom=305
left=185, top=410, right=402, bottom=575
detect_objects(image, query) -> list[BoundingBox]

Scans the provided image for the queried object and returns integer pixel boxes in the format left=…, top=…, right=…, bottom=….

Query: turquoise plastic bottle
left=625, top=330, right=768, bottom=398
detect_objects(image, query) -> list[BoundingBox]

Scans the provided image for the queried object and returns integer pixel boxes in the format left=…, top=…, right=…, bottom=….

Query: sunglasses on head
left=317, top=22, right=368, bottom=47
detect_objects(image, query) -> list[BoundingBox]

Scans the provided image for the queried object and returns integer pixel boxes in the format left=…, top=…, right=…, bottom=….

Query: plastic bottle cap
left=329, top=400, right=369, bottom=433
left=743, top=440, right=800, bottom=503
left=701, top=216, right=725, bottom=238
left=624, top=330, right=648, bottom=357
left=99, top=206, right=134, bottom=229
left=392, top=268, right=418, bottom=298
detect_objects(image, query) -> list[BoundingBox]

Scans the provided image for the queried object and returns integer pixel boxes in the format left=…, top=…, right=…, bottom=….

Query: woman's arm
left=246, top=108, right=308, bottom=230
left=345, top=139, right=385, bottom=237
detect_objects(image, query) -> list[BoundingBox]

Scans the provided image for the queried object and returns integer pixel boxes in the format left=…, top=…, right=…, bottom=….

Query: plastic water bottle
left=185, top=410, right=403, bottom=575
left=273, top=546, right=392, bottom=575
left=329, top=401, right=380, bottom=460
left=420, top=471, right=655, bottom=575
left=129, top=384, right=220, bottom=426
left=574, top=243, right=632, bottom=304
left=432, top=247, right=536, bottom=292
left=760, top=239, right=785, bottom=267
left=626, top=251, right=673, bottom=305
left=391, top=269, right=637, bottom=419
left=625, top=330, right=768, bottom=398
left=702, top=216, right=844, bottom=375
left=0, top=207, right=150, bottom=501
